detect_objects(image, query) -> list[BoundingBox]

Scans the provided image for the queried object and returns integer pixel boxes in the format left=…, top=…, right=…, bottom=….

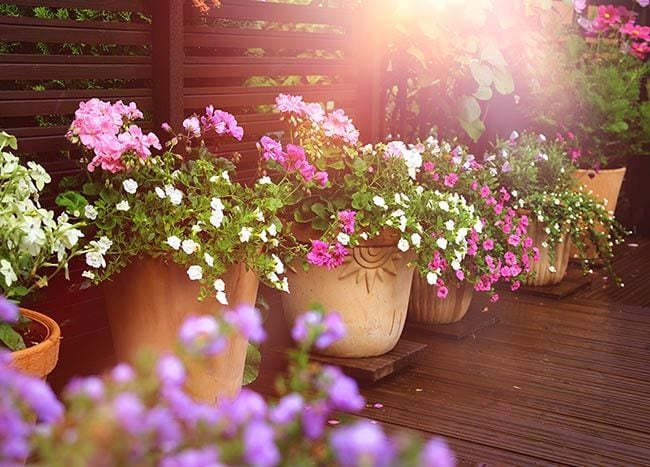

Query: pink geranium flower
left=275, top=93, right=306, bottom=115
left=443, top=173, right=459, bottom=188
left=306, top=240, right=349, bottom=269
left=338, top=210, right=356, bottom=234
left=323, top=109, right=359, bottom=145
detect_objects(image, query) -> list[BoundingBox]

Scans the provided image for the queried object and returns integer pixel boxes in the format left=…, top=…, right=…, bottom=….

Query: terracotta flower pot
left=11, top=308, right=61, bottom=379
left=104, top=257, right=259, bottom=403
left=409, top=278, right=474, bottom=324
left=524, top=219, right=572, bottom=287
left=282, top=234, right=416, bottom=358
left=571, top=167, right=626, bottom=260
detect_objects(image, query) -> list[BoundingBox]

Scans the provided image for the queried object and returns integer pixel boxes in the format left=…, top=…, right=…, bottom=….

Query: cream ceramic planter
left=409, top=278, right=474, bottom=324
left=524, top=219, right=572, bottom=287
left=11, top=308, right=61, bottom=379
left=282, top=241, right=416, bottom=358
left=104, top=257, right=259, bottom=403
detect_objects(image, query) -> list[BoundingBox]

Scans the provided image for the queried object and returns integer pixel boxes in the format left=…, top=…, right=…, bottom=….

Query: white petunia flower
left=122, top=179, right=138, bottom=194
left=439, top=200, right=450, bottom=212
left=267, top=224, right=277, bottom=237
left=216, top=291, right=228, bottom=305
left=445, top=219, right=455, bottom=231
left=187, top=265, right=203, bottom=281
left=164, top=185, right=183, bottom=205
left=337, top=232, right=350, bottom=246
left=221, top=171, right=230, bottom=183
left=259, top=230, right=268, bottom=243
left=84, top=205, right=98, bottom=220
left=397, top=238, right=410, bottom=252
left=181, top=239, right=199, bottom=255
left=213, top=279, right=226, bottom=292
left=85, top=251, right=105, bottom=269
left=426, top=271, right=438, bottom=285
left=116, top=200, right=130, bottom=212
left=155, top=187, right=166, bottom=199
left=254, top=208, right=265, bottom=222
left=239, top=227, right=253, bottom=243
left=81, top=270, right=95, bottom=280
left=204, top=252, right=214, bottom=267
left=210, top=210, right=224, bottom=228
left=373, top=196, right=387, bottom=209
left=167, top=236, right=182, bottom=250
left=473, top=220, right=483, bottom=234
left=548, top=265, right=557, bottom=273
left=272, top=254, right=285, bottom=274
left=211, top=198, right=224, bottom=212
left=0, top=259, right=17, bottom=287
left=257, top=176, right=272, bottom=185
left=436, top=237, right=448, bottom=250
left=411, top=233, right=421, bottom=248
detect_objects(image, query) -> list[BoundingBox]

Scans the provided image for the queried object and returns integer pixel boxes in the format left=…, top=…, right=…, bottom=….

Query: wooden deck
left=254, top=238, right=650, bottom=466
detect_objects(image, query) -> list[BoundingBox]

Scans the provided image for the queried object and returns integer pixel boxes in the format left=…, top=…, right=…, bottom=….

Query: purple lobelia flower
left=65, top=375, right=106, bottom=402
left=220, top=389, right=267, bottom=429
left=243, top=420, right=279, bottom=467
left=223, top=305, right=266, bottom=343
left=110, top=363, right=135, bottom=384
left=179, top=315, right=227, bottom=356
left=112, top=392, right=146, bottom=435
left=160, top=446, right=221, bottom=467
left=421, top=437, right=456, bottom=467
left=0, top=295, right=18, bottom=324
left=301, top=401, right=329, bottom=440
left=330, top=421, right=394, bottom=467
left=144, top=406, right=182, bottom=453
left=319, top=366, right=365, bottom=412
left=157, top=354, right=186, bottom=388
left=291, top=310, right=346, bottom=350
left=269, top=393, right=304, bottom=425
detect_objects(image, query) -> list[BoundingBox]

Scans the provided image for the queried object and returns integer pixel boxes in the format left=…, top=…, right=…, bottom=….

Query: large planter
left=282, top=231, right=416, bottom=358
left=11, top=308, right=61, bottom=379
left=571, top=167, right=627, bottom=260
left=524, top=219, right=572, bottom=287
left=409, top=278, right=474, bottom=324
left=104, top=257, right=259, bottom=403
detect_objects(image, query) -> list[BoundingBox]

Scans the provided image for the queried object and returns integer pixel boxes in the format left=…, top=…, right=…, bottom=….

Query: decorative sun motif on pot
left=338, top=247, right=402, bottom=293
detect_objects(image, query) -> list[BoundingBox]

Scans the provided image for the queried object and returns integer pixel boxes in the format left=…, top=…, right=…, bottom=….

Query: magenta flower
left=423, top=161, right=435, bottom=173
left=443, top=173, right=459, bottom=188
left=482, top=239, right=494, bottom=251
left=306, top=240, right=349, bottom=269
left=314, top=170, right=329, bottom=187
left=597, top=5, right=621, bottom=25
left=630, top=41, right=650, bottom=59
left=437, top=286, right=449, bottom=299
left=259, top=136, right=285, bottom=165
left=338, top=210, right=357, bottom=234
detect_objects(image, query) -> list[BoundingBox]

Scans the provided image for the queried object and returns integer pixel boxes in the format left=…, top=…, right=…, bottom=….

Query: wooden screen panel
left=9, top=0, right=150, bottom=13
left=210, top=0, right=354, bottom=26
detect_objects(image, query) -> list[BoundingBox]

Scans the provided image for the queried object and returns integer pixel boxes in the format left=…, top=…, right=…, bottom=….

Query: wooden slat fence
left=0, top=0, right=383, bottom=389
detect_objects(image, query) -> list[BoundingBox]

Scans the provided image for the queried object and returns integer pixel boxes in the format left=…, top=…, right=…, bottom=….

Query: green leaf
left=0, top=131, right=18, bottom=151
left=0, top=322, right=26, bottom=351
left=82, top=182, right=102, bottom=196
left=242, top=344, right=261, bottom=385
left=469, top=62, right=493, bottom=87
left=55, top=191, right=88, bottom=213
left=492, top=66, right=515, bottom=95
left=310, top=203, right=327, bottom=219
left=458, top=117, right=486, bottom=142
left=311, top=217, right=329, bottom=232
left=473, top=85, right=493, bottom=101
left=457, top=95, right=481, bottom=122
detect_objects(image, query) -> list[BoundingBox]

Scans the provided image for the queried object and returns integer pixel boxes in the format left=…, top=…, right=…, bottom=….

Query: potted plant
left=486, top=132, right=627, bottom=287
left=258, top=94, right=481, bottom=357
left=527, top=2, right=650, bottom=215
left=0, top=306, right=456, bottom=466
left=0, top=131, right=99, bottom=378
left=61, top=99, right=291, bottom=401
left=408, top=137, right=536, bottom=324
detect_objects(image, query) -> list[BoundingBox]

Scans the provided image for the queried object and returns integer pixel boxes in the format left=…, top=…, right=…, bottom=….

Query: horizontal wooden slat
left=7, top=0, right=150, bottom=13
left=0, top=54, right=150, bottom=64
left=196, top=0, right=353, bottom=27
left=0, top=87, right=151, bottom=100
left=0, top=16, right=151, bottom=46
left=0, top=94, right=152, bottom=117
left=184, top=84, right=357, bottom=109
left=0, top=55, right=151, bottom=80
left=184, top=26, right=349, bottom=51
left=184, top=56, right=355, bottom=78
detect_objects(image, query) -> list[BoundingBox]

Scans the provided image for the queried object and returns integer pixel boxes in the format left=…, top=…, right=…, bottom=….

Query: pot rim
left=11, top=308, right=61, bottom=358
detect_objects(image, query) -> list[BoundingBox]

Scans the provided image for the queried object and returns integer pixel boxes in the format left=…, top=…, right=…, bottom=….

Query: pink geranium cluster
left=306, top=240, right=349, bottom=269
left=338, top=210, right=356, bottom=235
left=576, top=3, right=649, bottom=59
left=275, top=94, right=359, bottom=145
left=198, top=105, right=243, bottom=141
left=259, top=137, right=328, bottom=187
left=67, top=99, right=161, bottom=173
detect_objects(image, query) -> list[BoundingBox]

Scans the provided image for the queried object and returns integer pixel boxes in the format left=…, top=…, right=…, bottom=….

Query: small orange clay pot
left=11, top=308, right=61, bottom=379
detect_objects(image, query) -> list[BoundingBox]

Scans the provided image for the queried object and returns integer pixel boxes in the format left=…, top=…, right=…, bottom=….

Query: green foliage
left=0, top=322, right=25, bottom=352
left=526, top=32, right=650, bottom=168
left=384, top=0, right=556, bottom=143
